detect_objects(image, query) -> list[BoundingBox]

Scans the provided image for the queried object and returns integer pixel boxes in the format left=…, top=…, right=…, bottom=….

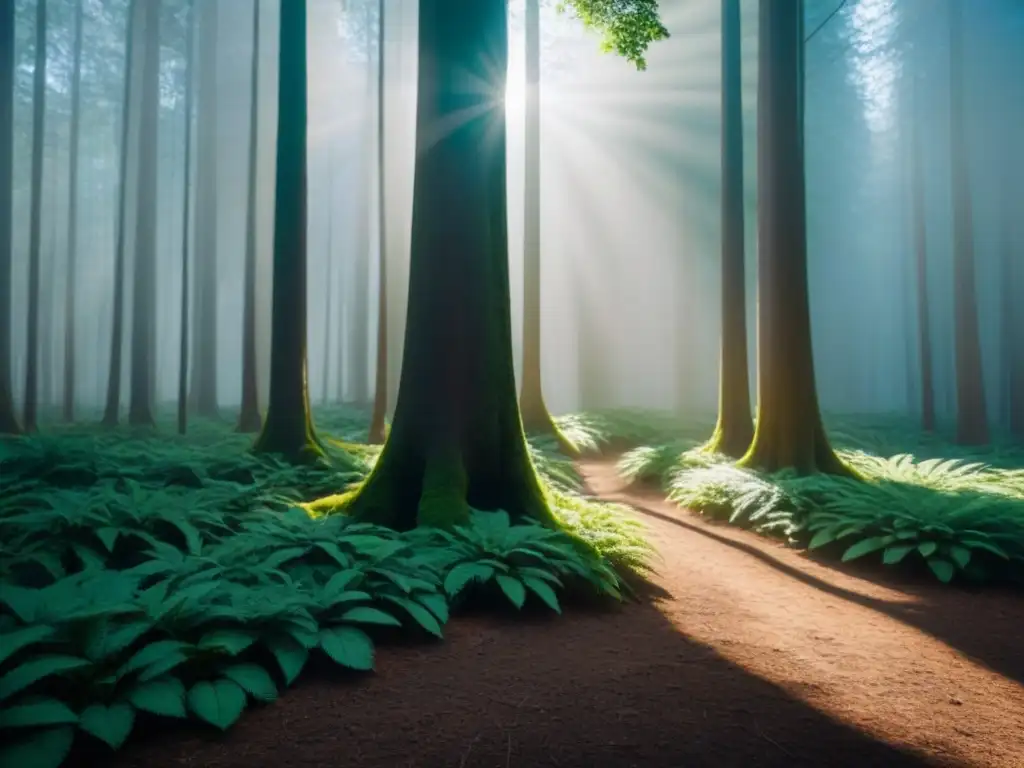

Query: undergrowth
left=0, top=405, right=652, bottom=767
left=617, top=414, right=1024, bottom=586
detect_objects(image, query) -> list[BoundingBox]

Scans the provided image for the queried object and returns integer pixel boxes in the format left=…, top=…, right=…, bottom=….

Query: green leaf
left=95, top=527, right=120, bottom=553
left=0, top=656, right=90, bottom=702
left=371, top=567, right=413, bottom=592
left=495, top=574, right=526, bottom=609
left=881, top=544, right=915, bottom=565
left=807, top=528, right=838, bottom=550
left=340, top=607, right=402, bottom=627
left=948, top=545, right=972, bottom=569
left=917, top=541, right=938, bottom=558
left=0, top=698, right=79, bottom=728
left=222, top=664, right=277, bottom=703
left=0, top=625, right=55, bottom=667
left=128, top=676, right=187, bottom=718
left=85, top=618, right=152, bottom=663
left=318, top=626, right=374, bottom=671
left=79, top=702, right=135, bottom=749
left=0, top=584, right=39, bottom=623
left=136, top=650, right=191, bottom=683
left=443, top=563, right=495, bottom=597
left=265, top=635, right=308, bottom=686
left=315, top=541, right=350, bottom=568
left=417, top=592, right=449, bottom=624
left=0, top=725, right=75, bottom=768
left=384, top=596, right=443, bottom=638
left=263, top=546, right=309, bottom=569
left=522, top=577, right=561, bottom=614
left=323, top=569, right=362, bottom=595
left=198, top=629, right=258, bottom=656
left=960, top=539, right=1009, bottom=559
left=841, top=537, right=891, bottom=562
left=118, top=640, right=191, bottom=681
left=188, top=679, right=248, bottom=730
left=927, top=558, right=955, bottom=583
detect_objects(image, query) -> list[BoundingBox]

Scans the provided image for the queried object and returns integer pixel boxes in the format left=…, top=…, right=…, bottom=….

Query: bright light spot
left=504, top=73, right=526, bottom=124
left=845, top=0, right=900, bottom=134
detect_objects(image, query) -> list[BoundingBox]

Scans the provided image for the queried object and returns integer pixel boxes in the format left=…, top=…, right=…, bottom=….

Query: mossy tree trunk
left=252, top=0, right=322, bottom=463
left=948, top=0, right=988, bottom=446
left=238, top=0, right=262, bottom=433
left=63, top=0, right=84, bottom=423
left=177, top=0, right=195, bottom=435
left=345, top=0, right=555, bottom=531
left=367, top=0, right=388, bottom=444
left=706, top=0, right=752, bottom=458
left=23, top=0, right=47, bottom=433
left=738, top=0, right=849, bottom=477
left=0, top=0, right=18, bottom=434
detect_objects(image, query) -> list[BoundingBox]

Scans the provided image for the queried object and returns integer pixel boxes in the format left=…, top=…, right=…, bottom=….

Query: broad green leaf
left=807, top=528, right=838, bottom=550
left=263, top=546, right=309, bottom=569
left=198, top=629, right=258, bottom=656
left=0, top=725, right=75, bottom=768
left=417, top=592, right=449, bottom=624
left=0, top=656, right=90, bottom=702
left=927, top=558, right=955, bottom=583
left=0, top=584, right=38, bottom=623
left=136, top=650, right=191, bottom=682
left=79, top=702, right=135, bottom=749
left=495, top=574, right=526, bottom=609
left=315, top=541, right=350, bottom=568
left=917, top=541, right=938, bottom=558
left=948, top=545, right=972, bottom=569
left=522, top=577, right=561, bottom=614
left=188, top=679, right=248, bottom=730
left=222, top=664, right=277, bottom=702
left=95, top=527, right=120, bottom=553
left=340, top=607, right=402, bottom=627
left=384, top=596, right=443, bottom=638
left=128, top=676, right=187, bottom=718
left=319, top=626, right=374, bottom=671
left=0, top=625, right=55, bottom=667
left=265, top=635, right=308, bottom=686
left=0, top=698, right=79, bottom=728
left=841, top=537, right=891, bottom=562
left=960, top=539, right=1009, bottom=559
left=118, top=640, right=192, bottom=680
left=371, top=567, right=413, bottom=592
left=323, top=569, right=362, bottom=595
left=443, top=563, right=495, bottom=597
left=881, top=544, right=915, bottom=565
left=85, top=618, right=152, bottom=663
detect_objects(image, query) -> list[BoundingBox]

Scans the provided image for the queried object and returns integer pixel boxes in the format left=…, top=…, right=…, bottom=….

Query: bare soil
left=86, top=459, right=1024, bottom=768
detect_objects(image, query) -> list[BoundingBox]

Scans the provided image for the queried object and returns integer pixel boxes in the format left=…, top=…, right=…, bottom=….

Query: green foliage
left=559, top=0, right=669, bottom=70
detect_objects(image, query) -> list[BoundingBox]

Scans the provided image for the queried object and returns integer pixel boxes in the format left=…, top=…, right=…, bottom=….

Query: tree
left=177, top=0, right=195, bottom=435
left=0, top=0, right=19, bottom=434
left=63, top=0, right=84, bottom=423
left=23, top=0, right=48, bottom=432
left=737, top=0, right=849, bottom=476
left=367, top=0, right=388, bottom=443
left=238, top=0, right=262, bottom=433
left=340, top=0, right=666, bottom=530
left=705, top=0, right=752, bottom=457
left=252, top=0, right=322, bottom=461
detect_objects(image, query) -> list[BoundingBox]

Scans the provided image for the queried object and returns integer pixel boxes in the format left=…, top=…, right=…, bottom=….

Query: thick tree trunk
left=367, top=0, right=388, bottom=444
left=0, top=0, right=17, bottom=434
left=737, top=0, right=849, bottom=476
left=63, top=0, right=84, bottom=423
left=23, top=0, right=48, bottom=432
left=706, top=0, right=753, bottom=458
left=252, top=0, right=321, bottom=462
left=102, top=0, right=137, bottom=427
left=344, top=0, right=554, bottom=530
left=127, top=0, right=159, bottom=427
left=177, top=0, right=195, bottom=435
left=190, top=0, right=219, bottom=419
left=238, top=0, right=262, bottom=433
left=948, top=0, right=988, bottom=446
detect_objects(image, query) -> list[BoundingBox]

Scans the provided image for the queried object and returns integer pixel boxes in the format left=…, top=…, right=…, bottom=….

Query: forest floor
left=88, top=457, right=1024, bottom=768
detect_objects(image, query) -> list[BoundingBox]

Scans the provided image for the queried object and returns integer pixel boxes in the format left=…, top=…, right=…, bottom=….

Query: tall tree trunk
left=1005, top=129, right=1023, bottom=439
left=23, top=0, right=48, bottom=432
left=367, top=0, right=388, bottom=444
left=177, top=0, right=195, bottom=434
left=190, top=0, right=219, bottom=419
left=706, top=0, right=753, bottom=457
left=321, top=182, right=333, bottom=405
left=908, top=73, right=935, bottom=432
left=102, top=0, right=137, bottom=427
left=252, top=0, right=321, bottom=461
left=63, top=0, right=84, bottom=422
left=948, top=0, right=988, bottom=445
left=237, top=0, right=262, bottom=432
left=737, top=0, right=849, bottom=476
left=0, top=0, right=18, bottom=433
left=41, top=164, right=56, bottom=409
left=344, top=0, right=555, bottom=530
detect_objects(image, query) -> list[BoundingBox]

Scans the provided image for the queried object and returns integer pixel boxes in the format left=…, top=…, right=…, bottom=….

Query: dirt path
left=92, top=459, right=1024, bottom=768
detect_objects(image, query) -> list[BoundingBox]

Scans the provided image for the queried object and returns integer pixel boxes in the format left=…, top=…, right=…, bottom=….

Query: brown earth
left=86, top=458, right=1024, bottom=768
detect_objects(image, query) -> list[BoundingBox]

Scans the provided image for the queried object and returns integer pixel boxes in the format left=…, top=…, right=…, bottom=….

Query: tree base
left=252, top=412, right=324, bottom=464
left=520, top=397, right=579, bottom=458
left=736, top=419, right=857, bottom=478
left=236, top=407, right=262, bottom=434
left=702, top=418, right=753, bottom=460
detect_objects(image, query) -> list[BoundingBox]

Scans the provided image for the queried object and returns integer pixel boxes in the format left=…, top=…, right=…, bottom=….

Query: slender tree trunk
left=23, top=0, right=48, bottom=432
left=102, top=0, right=137, bottom=427
left=321, top=180, right=333, bottom=405
left=63, top=0, right=84, bottom=422
left=344, top=0, right=555, bottom=530
left=706, top=0, right=753, bottom=457
left=1005, top=137, right=1023, bottom=439
left=252, top=0, right=321, bottom=461
left=948, top=0, right=988, bottom=445
left=177, top=0, right=195, bottom=434
left=909, top=74, right=935, bottom=432
left=41, top=165, right=56, bottom=409
left=737, top=0, right=849, bottom=476
left=0, top=0, right=17, bottom=433
left=128, top=0, right=160, bottom=427
left=367, top=0, right=388, bottom=444
left=237, top=0, right=262, bottom=432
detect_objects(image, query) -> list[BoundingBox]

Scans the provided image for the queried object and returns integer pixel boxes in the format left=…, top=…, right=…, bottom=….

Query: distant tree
left=177, top=0, right=195, bottom=435
left=238, top=0, right=262, bottom=433
left=947, top=0, right=988, bottom=446
left=737, top=0, right=850, bottom=476
left=321, top=178, right=335, bottom=405
left=23, top=0, right=48, bottom=432
left=252, top=0, right=323, bottom=461
left=705, top=0, right=752, bottom=458
left=0, top=0, right=17, bottom=433
left=63, top=0, right=84, bottom=423
left=367, top=0, right=388, bottom=443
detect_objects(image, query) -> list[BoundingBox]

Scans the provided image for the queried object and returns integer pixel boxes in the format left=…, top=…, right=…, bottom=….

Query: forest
left=0, top=0, right=1022, bottom=765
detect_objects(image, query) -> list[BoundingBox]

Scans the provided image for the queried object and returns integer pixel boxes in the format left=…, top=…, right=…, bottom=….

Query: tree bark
left=948, top=0, right=988, bottom=446
left=0, top=0, right=18, bottom=433
left=177, top=0, right=195, bottom=435
left=344, top=0, right=555, bottom=530
left=737, top=0, right=849, bottom=476
left=238, top=0, right=262, bottom=433
left=63, top=0, right=84, bottom=423
left=908, top=72, right=934, bottom=432
left=367, top=0, right=388, bottom=444
left=251, top=0, right=322, bottom=462
left=706, top=0, right=753, bottom=457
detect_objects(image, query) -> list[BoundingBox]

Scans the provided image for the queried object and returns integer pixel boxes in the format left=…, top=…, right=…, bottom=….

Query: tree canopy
left=559, top=0, right=668, bottom=70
